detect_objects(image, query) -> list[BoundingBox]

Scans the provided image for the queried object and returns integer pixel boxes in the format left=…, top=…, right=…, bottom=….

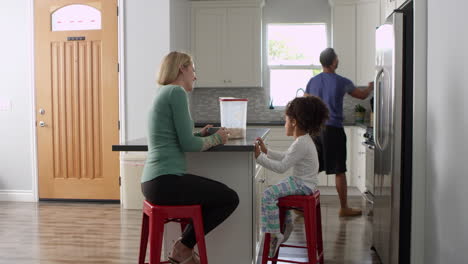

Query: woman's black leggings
left=141, top=174, right=239, bottom=249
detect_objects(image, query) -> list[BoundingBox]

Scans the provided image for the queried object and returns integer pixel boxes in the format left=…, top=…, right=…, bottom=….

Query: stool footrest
left=164, top=218, right=192, bottom=223
left=265, top=258, right=308, bottom=264
left=279, top=244, right=307, bottom=249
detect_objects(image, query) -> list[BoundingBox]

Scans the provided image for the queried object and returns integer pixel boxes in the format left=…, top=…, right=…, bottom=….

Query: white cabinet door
left=382, top=0, right=396, bottom=22
left=192, top=8, right=226, bottom=87
left=364, top=144, right=374, bottom=193
left=192, top=4, right=262, bottom=88
left=225, top=7, right=261, bottom=87
left=327, top=127, right=353, bottom=186
left=396, top=0, right=406, bottom=9
left=264, top=140, right=293, bottom=186
left=356, top=1, right=380, bottom=86
left=332, top=4, right=357, bottom=84
left=318, top=171, right=327, bottom=186
left=353, top=127, right=367, bottom=193
left=254, top=165, right=266, bottom=254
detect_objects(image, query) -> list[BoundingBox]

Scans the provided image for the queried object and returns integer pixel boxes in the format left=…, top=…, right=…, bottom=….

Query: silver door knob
left=39, top=121, right=46, bottom=127
left=39, top=108, right=45, bottom=115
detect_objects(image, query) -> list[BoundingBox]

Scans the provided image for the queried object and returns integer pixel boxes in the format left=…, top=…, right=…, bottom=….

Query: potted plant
left=354, top=104, right=366, bottom=123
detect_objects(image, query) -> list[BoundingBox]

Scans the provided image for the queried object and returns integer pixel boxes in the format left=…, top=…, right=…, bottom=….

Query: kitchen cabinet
left=253, top=126, right=350, bottom=188
left=260, top=127, right=295, bottom=186
left=396, top=0, right=407, bottom=8
left=327, top=126, right=353, bottom=186
left=352, top=127, right=367, bottom=192
left=115, top=128, right=270, bottom=264
left=382, top=0, right=396, bottom=23
left=331, top=3, right=356, bottom=84
left=253, top=164, right=266, bottom=262
left=191, top=2, right=262, bottom=87
left=249, top=125, right=371, bottom=193
left=356, top=1, right=381, bottom=86
left=330, top=0, right=380, bottom=86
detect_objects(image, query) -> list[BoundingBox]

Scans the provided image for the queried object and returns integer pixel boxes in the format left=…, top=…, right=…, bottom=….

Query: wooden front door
left=35, top=0, right=119, bottom=199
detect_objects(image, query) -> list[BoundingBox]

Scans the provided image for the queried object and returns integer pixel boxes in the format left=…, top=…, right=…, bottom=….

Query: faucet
left=296, top=88, right=305, bottom=97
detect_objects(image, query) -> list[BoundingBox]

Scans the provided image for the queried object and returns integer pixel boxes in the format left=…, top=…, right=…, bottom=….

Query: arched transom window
left=51, top=4, right=101, bottom=31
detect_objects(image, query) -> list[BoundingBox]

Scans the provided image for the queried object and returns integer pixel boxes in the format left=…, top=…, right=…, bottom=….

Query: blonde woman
left=141, top=51, right=239, bottom=264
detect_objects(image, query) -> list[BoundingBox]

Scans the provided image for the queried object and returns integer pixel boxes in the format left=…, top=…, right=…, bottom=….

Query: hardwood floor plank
left=0, top=195, right=380, bottom=264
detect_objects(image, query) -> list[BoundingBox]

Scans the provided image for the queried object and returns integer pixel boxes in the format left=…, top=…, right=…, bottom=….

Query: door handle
left=39, top=121, right=46, bottom=127
left=374, top=68, right=384, bottom=150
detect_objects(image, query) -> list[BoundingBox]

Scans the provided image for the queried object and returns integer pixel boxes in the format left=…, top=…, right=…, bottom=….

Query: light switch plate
left=0, top=98, right=11, bottom=112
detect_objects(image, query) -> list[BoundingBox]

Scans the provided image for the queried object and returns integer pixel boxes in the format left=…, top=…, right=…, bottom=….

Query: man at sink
left=304, top=48, right=373, bottom=217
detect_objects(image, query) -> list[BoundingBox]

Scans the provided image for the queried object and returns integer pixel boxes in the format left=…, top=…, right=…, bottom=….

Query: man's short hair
left=319, top=48, right=337, bottom=67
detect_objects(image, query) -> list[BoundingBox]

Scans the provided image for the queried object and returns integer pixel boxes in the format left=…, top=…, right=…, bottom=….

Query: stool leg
left=271, top=244, right=280, bottom=264
left=316, top=203, right=324, bottom=264
left=192, top=212, right=208, bottom=264
left=279, top=207, right=286, bottom=234
left=271, top=207, right=287, bottom=264
left=304, top=202, right=318, bottom=264
left=139, top=213, right=149, bottom=264
left=149, top=216, right=165, bottom=264
left=261, top=233, right=271, bottom=264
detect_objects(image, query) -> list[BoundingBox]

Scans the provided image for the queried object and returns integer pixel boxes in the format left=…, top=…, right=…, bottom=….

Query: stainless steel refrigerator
left=373, top=2, right=413, bottom=264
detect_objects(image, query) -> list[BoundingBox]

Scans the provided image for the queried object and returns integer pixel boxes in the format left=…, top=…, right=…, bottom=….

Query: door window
left=51, top=4, right=101, bottom=31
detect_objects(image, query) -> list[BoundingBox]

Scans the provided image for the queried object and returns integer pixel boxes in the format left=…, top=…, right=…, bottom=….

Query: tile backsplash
left=189, top=87, right=371, bottom=123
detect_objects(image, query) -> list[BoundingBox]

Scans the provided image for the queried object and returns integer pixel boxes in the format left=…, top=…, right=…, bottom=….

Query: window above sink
left=267, top=24, right=327, bottom=107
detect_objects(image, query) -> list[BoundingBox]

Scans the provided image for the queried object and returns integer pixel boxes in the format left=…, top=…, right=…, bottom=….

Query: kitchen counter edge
left=112, top=128, right=270, bottom=152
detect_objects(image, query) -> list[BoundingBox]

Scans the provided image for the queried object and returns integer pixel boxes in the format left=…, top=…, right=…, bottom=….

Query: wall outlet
left=0, top=98, right=11, bottom=112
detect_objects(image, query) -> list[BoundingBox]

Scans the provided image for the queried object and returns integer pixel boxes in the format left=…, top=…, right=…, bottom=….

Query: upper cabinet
left=330, top=0, right=380, bottom=86
left=382, top=0, right=396, bottom=23
left=191, top=1, right=263, bottom=88
left=396, top=0, right=407, bottom=8
left=331, top=3, right=356, bottom=84
left=356, top=1, right=380, bottom=85
left=381, top=0, right=408, bottom=25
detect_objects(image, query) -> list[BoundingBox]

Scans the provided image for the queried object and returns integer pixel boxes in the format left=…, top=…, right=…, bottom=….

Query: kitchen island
left=113, top=128, right=270, bottom=264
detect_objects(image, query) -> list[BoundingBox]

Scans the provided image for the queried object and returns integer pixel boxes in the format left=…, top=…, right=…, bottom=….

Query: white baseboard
left=0, top=190, right=35, bottom=202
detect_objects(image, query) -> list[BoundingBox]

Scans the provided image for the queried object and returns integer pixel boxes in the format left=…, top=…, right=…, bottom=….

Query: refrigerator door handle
left=374, top=68, right=384, bottom=150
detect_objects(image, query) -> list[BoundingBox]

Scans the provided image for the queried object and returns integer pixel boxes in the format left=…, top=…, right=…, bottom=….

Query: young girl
left=254, top=96, right=329, bottom=257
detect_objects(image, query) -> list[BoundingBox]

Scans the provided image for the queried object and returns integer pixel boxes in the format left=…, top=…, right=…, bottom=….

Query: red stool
left=261, top=191, right=324, bottom=264
left=138, top=200, right=208, bottom=264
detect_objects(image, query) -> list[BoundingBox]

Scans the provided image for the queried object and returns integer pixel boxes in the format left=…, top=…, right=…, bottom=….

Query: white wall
left=0, top=1, right=35, bottom=199
left=170, top=0, right=191, bottom=52
left=124, top=0, right=170, bottom=141
left=426, top=0, right=468, bottom=262
left=411, top=0, right=427, bottom=262
left=0, top=0, right=173, bottom=200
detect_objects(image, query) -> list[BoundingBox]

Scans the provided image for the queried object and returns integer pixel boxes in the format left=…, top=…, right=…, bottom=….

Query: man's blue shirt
left=305, top=72, right=356, bottom=128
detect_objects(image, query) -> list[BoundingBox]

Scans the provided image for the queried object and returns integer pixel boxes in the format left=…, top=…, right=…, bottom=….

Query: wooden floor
left=0, top=196, right=380, bottom=264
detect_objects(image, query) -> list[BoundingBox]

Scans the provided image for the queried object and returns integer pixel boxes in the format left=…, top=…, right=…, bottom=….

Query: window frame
left=265, top=23, right=328, bottom=108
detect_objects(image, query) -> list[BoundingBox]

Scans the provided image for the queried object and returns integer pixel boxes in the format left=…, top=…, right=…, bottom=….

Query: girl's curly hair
left=285, top=96, right=329, bottom=137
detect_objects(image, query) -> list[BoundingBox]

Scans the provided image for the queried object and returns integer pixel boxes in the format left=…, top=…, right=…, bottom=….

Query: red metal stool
left=138, top=200, right=208, bottom=264
left=261, top=191, right=324, bottom=264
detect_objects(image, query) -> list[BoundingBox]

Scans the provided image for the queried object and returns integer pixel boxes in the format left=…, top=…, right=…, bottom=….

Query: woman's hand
left=215, top=127, right=229, bottom=144
left=256, top=137, right=268, bottom=154
left=199, top=124, right=213, bottom=137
